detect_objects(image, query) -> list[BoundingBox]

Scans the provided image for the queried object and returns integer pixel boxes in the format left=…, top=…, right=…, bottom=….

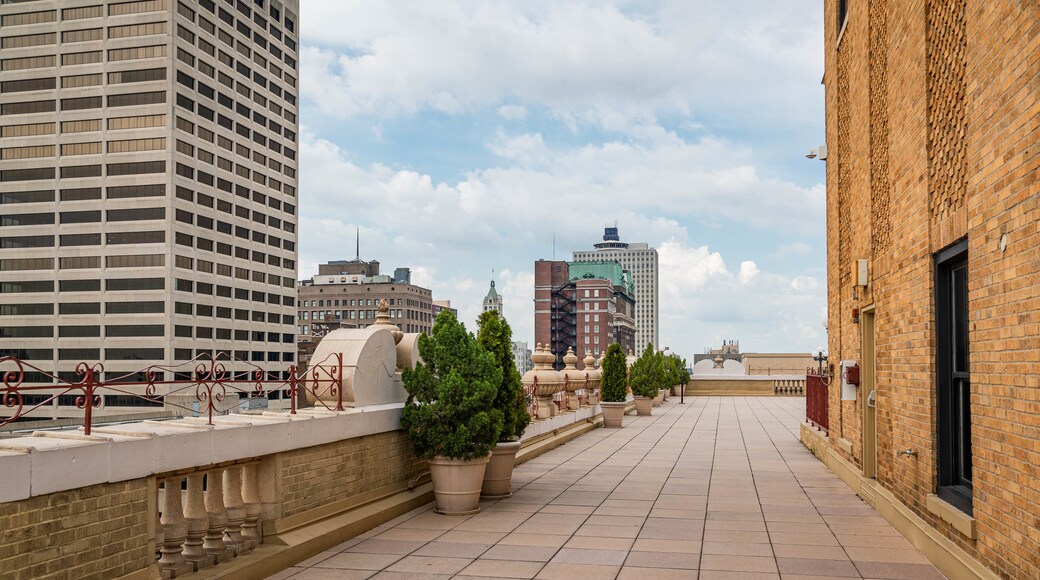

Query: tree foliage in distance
left=601, top=343, right=628, bottom=402
left=476, top=310, right=530, bottom=441
left=400, top=310, right=504, bottom=460
left=679, top=357, right=691, bottom=386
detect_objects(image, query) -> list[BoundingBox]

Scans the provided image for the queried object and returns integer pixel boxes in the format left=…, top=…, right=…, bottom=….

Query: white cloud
left=738, top=261, right=760, bottom=284
left=299, top=1, right=823, bottom=132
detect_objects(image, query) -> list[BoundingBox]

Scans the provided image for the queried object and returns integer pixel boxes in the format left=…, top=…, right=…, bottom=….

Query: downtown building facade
left=534, top=259, right=636, bottom=370
left=819, top=1, right=1040, bottom=578
left=0, top=0, right=300, bottom=383
left=572, top=226, right=658, bottom=350
left=297, top=259, right=433, bottom=339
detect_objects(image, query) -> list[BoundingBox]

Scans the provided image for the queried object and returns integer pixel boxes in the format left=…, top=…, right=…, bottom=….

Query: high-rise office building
left=0, top=0, right=300, bottom=381
left=572, top=227, right=658, bottom=350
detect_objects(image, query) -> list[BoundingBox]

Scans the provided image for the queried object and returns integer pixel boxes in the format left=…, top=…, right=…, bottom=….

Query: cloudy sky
left=298, top=0, right=827, bottom=358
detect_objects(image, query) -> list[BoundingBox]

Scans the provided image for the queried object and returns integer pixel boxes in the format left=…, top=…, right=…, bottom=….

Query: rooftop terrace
left=273, top=397, right=944, bottom=580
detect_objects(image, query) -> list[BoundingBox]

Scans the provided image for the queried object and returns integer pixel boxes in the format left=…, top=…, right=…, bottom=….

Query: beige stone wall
left=280, top=430, right=425, bottom=518
left=0, top=480, right=153, bottom=580
left=741, top=354, right=814, bottom=375
left=824, top=0, right=1040, bottom=577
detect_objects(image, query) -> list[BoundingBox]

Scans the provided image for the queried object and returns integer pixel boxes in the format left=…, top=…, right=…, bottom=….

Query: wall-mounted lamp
left=805, top=145, right=828, bottom=160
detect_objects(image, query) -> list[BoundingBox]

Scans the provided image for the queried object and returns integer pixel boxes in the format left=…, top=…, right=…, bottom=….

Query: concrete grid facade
left=573, top=228, right=658, bottom=351
left=0, top=0, right=300, bottom=381
left=823, top=0, right=1040, bottom=577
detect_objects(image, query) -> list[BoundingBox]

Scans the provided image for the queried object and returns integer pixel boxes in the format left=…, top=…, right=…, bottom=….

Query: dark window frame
left=935, top=238, right=972, bottom=515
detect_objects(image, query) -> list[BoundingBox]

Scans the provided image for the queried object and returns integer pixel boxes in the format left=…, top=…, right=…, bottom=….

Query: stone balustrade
left=0, top=317, right=609, bottom=580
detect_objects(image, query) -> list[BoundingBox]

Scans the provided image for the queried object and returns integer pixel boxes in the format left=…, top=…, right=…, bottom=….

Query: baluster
left=223, top=465, right=246, bottom=555
left=203, top=468, right=231, bottom=564
left=241, top=462, right=262, bottom=549
left=182, top=472, right=211, bottom=570
left=154, top=485, right=164, bottom=563
left=158, top=476, right=192, bottom=577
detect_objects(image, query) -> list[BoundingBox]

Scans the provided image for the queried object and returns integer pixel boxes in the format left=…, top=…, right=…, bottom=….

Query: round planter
left=672, top=384, right=684, bottom=397
left=481, top=439, right=522, bottom=499
left=634, top=396, right=653, bottom=416
left=600, top=401, right=626, bottom=428
left=428, top=454, right=490, bottom=515
left=653, top=390, right=664, bottom=407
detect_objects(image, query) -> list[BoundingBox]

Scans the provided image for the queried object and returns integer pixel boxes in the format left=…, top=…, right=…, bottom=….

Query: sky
left=297, top=0, right=828, bottom=359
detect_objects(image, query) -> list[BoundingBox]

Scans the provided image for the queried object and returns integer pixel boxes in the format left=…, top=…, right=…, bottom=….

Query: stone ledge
left=799, top=427, right=997, bottom=580
left=0, top=404, right=405, bottom=501
left=926, top=493, right=978, bottom=540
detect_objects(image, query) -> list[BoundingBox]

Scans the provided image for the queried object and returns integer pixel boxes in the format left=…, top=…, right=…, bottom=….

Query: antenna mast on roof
left=355, top=227, right=360, bottom=260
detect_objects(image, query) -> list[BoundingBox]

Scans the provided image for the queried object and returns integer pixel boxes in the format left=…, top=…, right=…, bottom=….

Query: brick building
left=534, top=259, right=636, bottom=369
left=818, top=1, right=1040, bottom=578
left=297, top=259, right=433, bottom=338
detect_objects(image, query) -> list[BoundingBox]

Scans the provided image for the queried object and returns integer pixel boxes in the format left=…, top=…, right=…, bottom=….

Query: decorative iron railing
left=806, top=366, right=829, bottom=430
left=0, top=352, right=346, bottom=435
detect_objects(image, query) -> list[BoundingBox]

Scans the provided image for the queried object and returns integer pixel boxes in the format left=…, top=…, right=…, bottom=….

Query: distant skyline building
left=0, top=0, right=301, bottom=379
left=511, top=340, right=532, bottom=375
left=572, top=226, right=658, bottom=350
left=482, top=276, right=502, bottom=314
left=534, top=259, right=636, bottom=369
left=297, top=258, right=433, bottom=338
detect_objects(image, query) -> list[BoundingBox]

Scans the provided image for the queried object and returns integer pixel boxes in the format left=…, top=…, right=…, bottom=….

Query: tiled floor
left=270, top=397, right=946, bottom=579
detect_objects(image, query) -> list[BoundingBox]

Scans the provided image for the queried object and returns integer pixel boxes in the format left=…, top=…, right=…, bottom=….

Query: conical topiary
left=401, top=310, right=504, bottom=460
left=601, top=343, right=628, bottom=402
left=476, top=310, right=530, bottom=440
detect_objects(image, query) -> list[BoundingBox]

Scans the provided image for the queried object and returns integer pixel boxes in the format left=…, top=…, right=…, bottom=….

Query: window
left=108, top=45, right=166, bottom=62
left=61, top=142, right=101, bottom=156
left=56, top=303, right=98, bottom=316
left=107, top=207, right=165, bottom=221
left=2, top=33, right=56, bottom=49
left=62, top=96, right=102, bottom=111
left=61, top=51, right=102, bottom=66
left=2, top=145, right=54, bottom=160
left=2, top=100, right=56, bottom=115
left=62, top=119, right=101, bottom=134
left=108, top=114, right=166, bottom=130
left=107, top=301, right=164, bottom=314
left=1, top=55, right=56, bottom=72
left=2, top=11, right=57, bottom=27
left=62, top=28, right=102, bottom=43
left=107, top=22, right=166, bottom=39
left=109, top=0, right=167, bottom=16
left=107, top=138, right=166, bottom=153
left=935, top=239, right=972, bottom=514
left=63, top=6, right=103, bottom=20
left=837, top=0, right=850, bottom=35
left=62, top=74, right=103, bottom=89
left=1, top=122, right=54, bottom=138
left=1, top=77, right=57, bottom=93
left=107, top=161, right=165, bottom=176
left=107, top=184, right=165, bottom=199
left=108, top=91, right=166, bottom=108
left=109, top=68, right=166, bottom=84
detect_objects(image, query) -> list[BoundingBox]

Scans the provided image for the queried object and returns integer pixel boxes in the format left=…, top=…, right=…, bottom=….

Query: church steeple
left=483, top=271, right=503, bottom=314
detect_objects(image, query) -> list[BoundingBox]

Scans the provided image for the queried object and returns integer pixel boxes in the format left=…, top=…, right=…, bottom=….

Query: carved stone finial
left=373, top=298, right=403, bottom=344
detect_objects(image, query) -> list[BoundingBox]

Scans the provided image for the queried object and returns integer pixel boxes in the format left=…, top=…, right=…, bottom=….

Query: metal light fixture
left=814, top=348, right=832, bottom=385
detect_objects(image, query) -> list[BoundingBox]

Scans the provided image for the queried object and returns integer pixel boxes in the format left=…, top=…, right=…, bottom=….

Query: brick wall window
left=935, top=239, right=972, bottom=515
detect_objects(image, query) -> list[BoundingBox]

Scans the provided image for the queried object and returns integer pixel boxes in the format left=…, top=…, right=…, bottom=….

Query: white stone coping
left=0, top=404, right=407, bottom=502
left=689, top=375, right=806, bottom=381
left=521, top=405, right=601, bottom=440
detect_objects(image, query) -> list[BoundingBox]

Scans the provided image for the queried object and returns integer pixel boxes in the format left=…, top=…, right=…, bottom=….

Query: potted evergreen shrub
left=630, top=343, right=657, bottom=415
left=600, top=343, right=628, bottom=428
left=401, top=310, right=504, bottom=515
left=476, top=310, right=531, bottom=499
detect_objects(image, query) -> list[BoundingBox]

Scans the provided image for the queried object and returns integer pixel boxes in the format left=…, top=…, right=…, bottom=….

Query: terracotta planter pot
left=481, top=440, right=522, bottom=499
left=653, top=390, right=664, bottom=407
left=634, top=396, right=653, bottom=416
left=600, top=401, right=626, bottom=428
left=672, top=384, right=684, bottom=397
left=428, top=454, right=490, bottom=515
